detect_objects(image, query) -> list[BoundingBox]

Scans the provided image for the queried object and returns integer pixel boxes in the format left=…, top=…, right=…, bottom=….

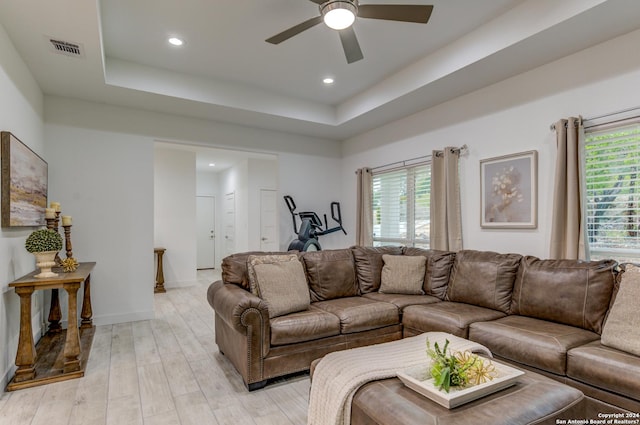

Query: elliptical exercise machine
left=284, top=195, right=347, bottom=251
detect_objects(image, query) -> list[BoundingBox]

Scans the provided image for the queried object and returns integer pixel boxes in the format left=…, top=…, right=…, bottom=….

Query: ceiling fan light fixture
left=322, top=1, right=357, bottom=30
left=168, top=37, right=184, bottom=46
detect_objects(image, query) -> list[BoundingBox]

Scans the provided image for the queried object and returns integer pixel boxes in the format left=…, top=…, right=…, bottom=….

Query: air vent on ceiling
left=48, top=38, right=85, bottom=58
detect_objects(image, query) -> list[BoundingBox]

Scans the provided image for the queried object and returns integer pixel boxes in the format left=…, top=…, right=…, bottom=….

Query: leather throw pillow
left=378, top=254, right=426, bottom=295
left=601, top=263, right=640, bottom=356
left=247, top=254, right=310, bottom=319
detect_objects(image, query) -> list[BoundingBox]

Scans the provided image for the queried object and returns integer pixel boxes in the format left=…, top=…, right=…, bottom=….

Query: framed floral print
left=480, top=150, right=537, bottom=229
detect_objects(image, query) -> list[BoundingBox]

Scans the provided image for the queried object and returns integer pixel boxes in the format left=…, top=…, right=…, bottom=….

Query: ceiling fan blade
left=266, top=16, right=323, bottom=44
left=338, top=27, right=364, bottom=64
left=357, top=4, right=433, bottom=23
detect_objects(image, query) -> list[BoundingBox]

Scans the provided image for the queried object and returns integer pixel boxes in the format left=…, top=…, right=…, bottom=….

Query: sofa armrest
left=207, top=280, right=271, bottom=357
left=208, top=280, right=272, bottom=388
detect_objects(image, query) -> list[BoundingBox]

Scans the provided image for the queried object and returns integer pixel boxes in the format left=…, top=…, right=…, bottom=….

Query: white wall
left=342, top=28, right=640, bottom=258
left=0, top=22, right=44, bottom=389
left=45, top=124, right=155, bottom=325
left=154, top=147, right=197, bottom=286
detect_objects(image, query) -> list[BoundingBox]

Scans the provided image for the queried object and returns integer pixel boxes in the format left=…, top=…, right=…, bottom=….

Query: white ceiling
left=101, top=0, right=521, bottom=105
left=2, top=0, right=640, bottom=141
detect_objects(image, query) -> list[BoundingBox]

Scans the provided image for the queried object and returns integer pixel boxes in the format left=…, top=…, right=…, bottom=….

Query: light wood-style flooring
left=0, top=270, right=311, bottom=425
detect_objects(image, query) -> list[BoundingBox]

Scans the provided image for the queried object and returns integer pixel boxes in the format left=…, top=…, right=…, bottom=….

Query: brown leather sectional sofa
left=207, top=246, right=640, bottom=415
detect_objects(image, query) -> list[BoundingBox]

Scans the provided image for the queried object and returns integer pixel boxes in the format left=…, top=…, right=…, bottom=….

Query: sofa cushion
left=222, top=251, right=290, bottom=289
left=567, top=340, right=640, bottom=401
left=313, top=297, right=399, bottom=334
left=351, top=246, right=403, bottom=294
left=379, top=254, right=426, bottom=295
left=403, top=247, right=456, bottom=300
left=469, top=315, right=600, bottom=375
left=446, top=250, right=522, bottom=313
left=362, top=292, right=440, bottom=312
left=511, top=256, right=617, bottom=334
left=402, top=302, right=506, bottom=338
left=302, top=249, right=358, bottom=301
left=270, top=305, right=341, bottom=346
left=247, top=254, right=310, bottom=318
left=601, top=264, right=640, bottom=355
left=246, top=253, right=297, bottom=296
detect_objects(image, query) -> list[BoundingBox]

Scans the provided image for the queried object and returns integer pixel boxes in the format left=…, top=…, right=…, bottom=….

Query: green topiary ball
left=25, top=228, right=63, bottom=253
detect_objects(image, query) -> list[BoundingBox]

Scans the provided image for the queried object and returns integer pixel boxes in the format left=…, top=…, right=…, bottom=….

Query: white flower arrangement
left=490, top=166, right=524, bottom=214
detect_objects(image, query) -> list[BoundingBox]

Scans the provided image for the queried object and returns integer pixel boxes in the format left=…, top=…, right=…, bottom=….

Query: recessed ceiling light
left=208, top=163, right=216, bottom=167
left=168, top=37, right=184, bottom=46
left=323, top=77, right=335, bottom=84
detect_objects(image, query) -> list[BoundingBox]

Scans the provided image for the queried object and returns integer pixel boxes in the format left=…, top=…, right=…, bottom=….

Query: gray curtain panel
left=356, top=167, right=373, bottom=246
left=430, top=148, right=463, bottom=251
left=550, top=117, right=585, bottom=259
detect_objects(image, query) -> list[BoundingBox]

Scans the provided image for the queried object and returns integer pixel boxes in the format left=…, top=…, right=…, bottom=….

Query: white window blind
left=584, top=122, right=640, bottom=261
left=372, top=163, right=430, bottom=248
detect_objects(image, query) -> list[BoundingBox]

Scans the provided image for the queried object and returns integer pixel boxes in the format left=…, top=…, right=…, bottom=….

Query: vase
left=33, top=250, right=59, bottom=278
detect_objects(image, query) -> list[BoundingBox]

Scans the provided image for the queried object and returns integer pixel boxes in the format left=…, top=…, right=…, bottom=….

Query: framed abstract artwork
left=480, top=150, right=537, bottom=229
left=1, top=132, right=48, bottom=227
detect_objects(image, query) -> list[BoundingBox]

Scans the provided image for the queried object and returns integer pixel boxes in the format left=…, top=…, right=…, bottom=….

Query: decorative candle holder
left=63, top=225, right=73, bottom=258
left=45, top=217, right=56, bottom=230
left=44, top=203, right=66, bottom=334
left=47, top=212, right=62, bottom=266
left=61, top=224, right=78, bottom=272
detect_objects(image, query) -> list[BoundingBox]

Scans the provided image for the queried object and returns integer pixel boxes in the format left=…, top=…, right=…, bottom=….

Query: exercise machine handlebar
left=284, top=195, right=347, bottom=251
left=316, top=202, right=346, bottom=236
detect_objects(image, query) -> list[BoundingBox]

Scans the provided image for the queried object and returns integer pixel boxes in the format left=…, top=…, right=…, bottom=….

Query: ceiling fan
left=266, top=0, right=434, bottom=64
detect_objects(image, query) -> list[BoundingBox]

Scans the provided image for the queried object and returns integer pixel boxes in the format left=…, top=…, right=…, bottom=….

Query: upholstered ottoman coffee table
left=308, top=333, right=586, bottom=425
left=349, top=367, right=585, bottom=425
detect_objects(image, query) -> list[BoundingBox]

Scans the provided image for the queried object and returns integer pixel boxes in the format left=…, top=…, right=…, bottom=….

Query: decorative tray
left=397, top=358, right=525, bottom=409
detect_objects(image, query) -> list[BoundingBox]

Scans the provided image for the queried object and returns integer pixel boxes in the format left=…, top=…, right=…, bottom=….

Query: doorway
left=224, top=191, right=236, bottom=256
left=260, top=189, right=278, bottom=251
left=196, top=195, right=216, bottom=269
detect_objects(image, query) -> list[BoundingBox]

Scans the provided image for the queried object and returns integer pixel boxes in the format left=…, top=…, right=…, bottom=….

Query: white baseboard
left=0, top=363, right=16, bottom=392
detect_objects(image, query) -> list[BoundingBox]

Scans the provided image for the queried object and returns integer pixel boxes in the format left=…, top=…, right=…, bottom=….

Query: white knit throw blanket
left=307, top=332, right=492, bottom=425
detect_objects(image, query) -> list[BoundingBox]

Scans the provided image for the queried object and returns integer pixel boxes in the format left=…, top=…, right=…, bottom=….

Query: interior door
left=224, top=192, right=236, bottom=256
left=196, top=196, right=215, bottom=269
left=260, top=189, right=279, bottom=251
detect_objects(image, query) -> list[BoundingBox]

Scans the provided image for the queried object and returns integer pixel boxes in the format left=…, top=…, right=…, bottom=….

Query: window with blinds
left=584, top=122, right=640, bottom=261
left=372, top=163, right=430, bottom=248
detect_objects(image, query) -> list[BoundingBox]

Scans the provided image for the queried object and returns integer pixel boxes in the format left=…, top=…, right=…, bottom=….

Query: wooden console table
left=7, top=262, right=96, bottom=391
